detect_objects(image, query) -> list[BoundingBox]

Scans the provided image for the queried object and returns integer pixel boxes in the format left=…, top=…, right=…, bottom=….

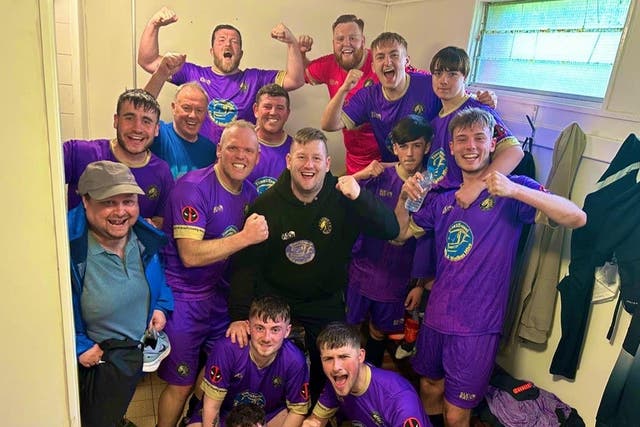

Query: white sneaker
left=143, top=331, right=171, bottom=372
left=395, top=344, right=415, bottom=360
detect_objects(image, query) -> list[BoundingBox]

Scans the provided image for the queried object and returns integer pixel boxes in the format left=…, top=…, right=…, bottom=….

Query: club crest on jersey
left=177, top=363, right=190, bottom=377
left=255, top=176, right=277, bottom=194
left=371, top=412, right=385, bottom=426
left=209, top=98, right=238, bottom=125
left=181, top=206, right=199, bottom=223
left=480, top=196, right=495, bottom=211
left=494, top=123, right=508, bottom=140
left=239, top=82, right=248, bottom=92
left=222, top=225, right=239, bottom=237
left=318, top=217, right=332, bottom=234
left=272, top=376, right=283, bottom=388
left=364, top=78, right=374, bottom=87
left=146, top=185, right=160, bottom=200
left=445, top=221, right=473, bottom=262
left=413, top=104, right=424, bottom=115
left=281, top=230, right=296, bottom=241
left=285, top=240, right=315, bottom=265
left=403, top=417, right=422, bottom=427
left=235, top=391, right=266, bottom=407
left=209, top=365, right=222, bottom=383
left=427, top=148, right=448, bottom=184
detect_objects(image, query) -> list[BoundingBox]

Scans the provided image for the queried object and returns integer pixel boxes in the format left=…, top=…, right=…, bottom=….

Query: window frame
left=466, top=0, right=635, bottom=107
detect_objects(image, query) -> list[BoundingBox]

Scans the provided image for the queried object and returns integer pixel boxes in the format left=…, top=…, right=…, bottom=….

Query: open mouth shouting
left=330, top=372, right=351, bottom=395
left=341, top=47, right=354, bottom=57
left=382, top=66, right=396, bottom=82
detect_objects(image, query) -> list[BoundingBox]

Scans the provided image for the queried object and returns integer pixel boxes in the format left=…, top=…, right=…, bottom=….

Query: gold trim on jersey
left=173, top=225, right=205, bottom=240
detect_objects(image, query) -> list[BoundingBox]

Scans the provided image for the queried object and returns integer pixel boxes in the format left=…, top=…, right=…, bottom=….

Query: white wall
left=385, top=0, right=477, bottom=71
left=2, top=0, right=77, bottom=425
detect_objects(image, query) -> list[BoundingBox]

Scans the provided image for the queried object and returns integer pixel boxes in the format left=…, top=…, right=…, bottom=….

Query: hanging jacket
left=503, top=123, right=586, bottom=347
left=550, top=133, right=640, bottom=379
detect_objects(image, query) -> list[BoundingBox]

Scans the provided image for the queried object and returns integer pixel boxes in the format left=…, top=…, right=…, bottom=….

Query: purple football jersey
left=412, top=176, right=542, bottom=335
left=342, top=73, right=441, bottom=162
left=349, top=166, right=417, bottom=302
left=63, top=139, right=173, bottom=219
left=201, top=338, right=310, bottom=424
left=246, top=135, right=292, bottom=194
left=162, top=165, right=257, bottom=298
left=171, top=62, right=282, bottom=143
left=428, top=97, right=519, bottom=190
left=314, top=364, right=430, bottom=427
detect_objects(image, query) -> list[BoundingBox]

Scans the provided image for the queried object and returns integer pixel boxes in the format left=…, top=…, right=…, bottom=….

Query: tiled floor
left=126, top=371, right=165, bottom=427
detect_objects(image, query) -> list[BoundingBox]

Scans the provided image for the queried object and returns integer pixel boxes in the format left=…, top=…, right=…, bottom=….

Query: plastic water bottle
left=404, top=171, right=433, bottom=212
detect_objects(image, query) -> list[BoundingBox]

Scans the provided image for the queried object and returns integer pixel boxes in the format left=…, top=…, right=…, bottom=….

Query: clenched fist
left=150, top=7, right=178, bottom=28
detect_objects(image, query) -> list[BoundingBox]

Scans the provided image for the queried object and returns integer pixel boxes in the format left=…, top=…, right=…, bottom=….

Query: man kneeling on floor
left=186, top=296, right=309, bottom=427
left=302, top=322, right=430, bottom=427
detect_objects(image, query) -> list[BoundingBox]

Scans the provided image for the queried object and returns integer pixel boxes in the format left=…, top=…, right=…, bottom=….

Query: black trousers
left=597, top=308, right=640, bottom=427
left=78, top=338, right=143, bottom=427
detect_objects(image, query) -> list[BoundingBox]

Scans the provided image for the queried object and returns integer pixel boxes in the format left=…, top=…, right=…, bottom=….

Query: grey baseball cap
left=77, top=160, right=144, bottom=200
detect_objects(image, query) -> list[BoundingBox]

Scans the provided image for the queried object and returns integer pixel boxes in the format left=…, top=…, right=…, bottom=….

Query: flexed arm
left=176, top=213, right=269, bottom=267
left=143, top=53, right=186, bottom=98
left=271, top=23, right=305, bottom=90
left=485, top=171, right=586, bottom=228
left=138, top=7, right=179, bottom=73
left=321, top=69, right=363, bottom=130
left=298, top=34, right=314, bottom=69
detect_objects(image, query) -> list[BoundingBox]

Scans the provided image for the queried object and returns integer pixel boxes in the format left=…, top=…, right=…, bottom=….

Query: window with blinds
left=469, top=0, right=632, bottom=100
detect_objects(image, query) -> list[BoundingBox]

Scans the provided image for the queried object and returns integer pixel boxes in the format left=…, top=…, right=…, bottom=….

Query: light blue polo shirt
left=81, top=231, right=150, bottom=344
